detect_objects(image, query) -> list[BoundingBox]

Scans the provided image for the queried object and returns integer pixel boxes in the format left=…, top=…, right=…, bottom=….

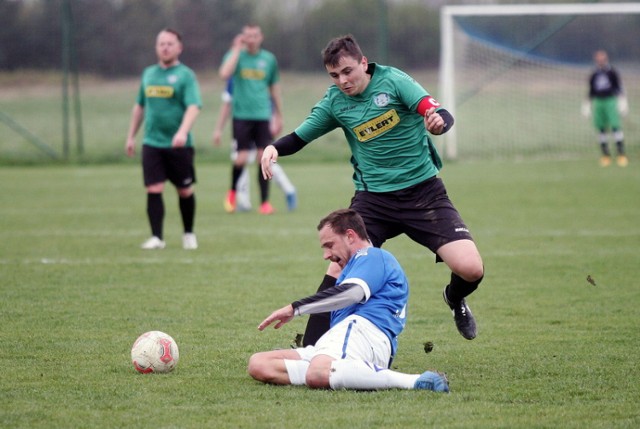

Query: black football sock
left=147, top=193, right=164, bottom=240
left=444, top=272, right=483, bottom=305
left=258, top=168, right=270, bottom=203
left=231, top=165, right=244, bottom=191
left=302, top=274, right=337, bottom=347
left=616, top=140, right=625, bottom=156
left=179, top=194, right=195, bottom=233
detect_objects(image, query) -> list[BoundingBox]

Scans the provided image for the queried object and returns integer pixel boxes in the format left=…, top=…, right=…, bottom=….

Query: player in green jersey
left=125, top=28, right=202, bottom=250
left=261, top=35, right=484, bottom=344
left=219, top=24, right=283, bottom=215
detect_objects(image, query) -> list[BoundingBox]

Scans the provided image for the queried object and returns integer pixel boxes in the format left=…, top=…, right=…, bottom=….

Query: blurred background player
left=218, top=24, right=283, bottom=214
left=125, top=28, right=201, bottom=250
left=582, top=49, right=628, bottom=167
left=248, top=208, right=449, bottom=393
left=212, top=79, right=296, bottom=212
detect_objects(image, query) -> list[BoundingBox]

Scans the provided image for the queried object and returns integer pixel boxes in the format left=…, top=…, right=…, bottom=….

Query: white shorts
left=296, top=315, right=392, bottom=369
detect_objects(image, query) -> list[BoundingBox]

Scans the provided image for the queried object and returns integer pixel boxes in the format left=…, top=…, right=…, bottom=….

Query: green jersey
left=136, top=63, right=202, bottom=149
left=224, top=49, right=279, bottom=121
left=295, top=63, right=442, bottom=193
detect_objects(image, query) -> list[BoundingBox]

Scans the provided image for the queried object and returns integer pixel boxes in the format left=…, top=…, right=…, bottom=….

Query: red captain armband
left=417, top=96, right=441, bottom=116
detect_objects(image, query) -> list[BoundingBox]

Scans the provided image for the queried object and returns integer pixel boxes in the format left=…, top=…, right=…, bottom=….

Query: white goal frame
left=439, top=2, right=640, bottom=159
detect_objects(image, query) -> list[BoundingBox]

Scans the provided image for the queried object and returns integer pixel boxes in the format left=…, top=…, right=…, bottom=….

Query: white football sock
left=328, top=359, right=419, bottom=390
left=271, top=163, right=296, bottom=195
left=236, top=167, right=251, bottom=209
left=284, top=359, right=309, bottom=386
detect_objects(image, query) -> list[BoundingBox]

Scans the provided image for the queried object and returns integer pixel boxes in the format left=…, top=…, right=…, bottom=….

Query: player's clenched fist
left=424, top=107, right=445, bottom=135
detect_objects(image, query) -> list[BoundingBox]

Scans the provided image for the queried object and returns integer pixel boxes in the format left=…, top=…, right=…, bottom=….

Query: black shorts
left=142, top=145, right=196, bottom=188
left=349, top=176, right=473, bottom=257
left=232, top=119, right=272, bottom=150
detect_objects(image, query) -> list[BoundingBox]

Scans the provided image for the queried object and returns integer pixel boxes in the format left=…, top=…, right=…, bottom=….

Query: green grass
left=1, top=158, right=639, bottom=428
left=0, top=72, right=356, bottom=164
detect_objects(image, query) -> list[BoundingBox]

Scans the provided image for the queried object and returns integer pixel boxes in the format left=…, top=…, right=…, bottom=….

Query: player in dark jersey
left=249, top=209, right=449, bottom=392
left=261, top=35, right=484, bottom=344
left=125, top=28, right=201, bottom=250
left=584, top=50, right=628, bottom=167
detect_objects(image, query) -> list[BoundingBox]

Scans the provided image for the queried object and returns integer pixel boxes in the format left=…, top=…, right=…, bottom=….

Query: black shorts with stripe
left=349, top=176, right=473, bottom=257
left=142, top=145, right=196, bottom=188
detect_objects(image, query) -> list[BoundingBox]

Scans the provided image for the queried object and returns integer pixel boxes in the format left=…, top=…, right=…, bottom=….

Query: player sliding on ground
left=260, top=34, right=484, bottom=346
left=248, top=209, right=449, bottom=392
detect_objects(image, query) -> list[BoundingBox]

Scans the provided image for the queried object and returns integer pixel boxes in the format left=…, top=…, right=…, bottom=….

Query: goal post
left=439, top=3, right=640, bottom=160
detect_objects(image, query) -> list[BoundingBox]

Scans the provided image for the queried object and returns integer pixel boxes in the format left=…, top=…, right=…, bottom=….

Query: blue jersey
left=332, top=246, right=409, bottom=356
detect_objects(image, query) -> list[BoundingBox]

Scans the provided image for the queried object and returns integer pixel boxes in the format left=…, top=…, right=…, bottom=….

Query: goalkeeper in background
left=583, top=50, right=628, bottom=167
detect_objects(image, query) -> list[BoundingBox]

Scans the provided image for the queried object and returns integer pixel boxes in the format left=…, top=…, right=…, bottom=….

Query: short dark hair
left=317, top=208, right=369, bottom=241
left=160, top=28, right=182, bottom=42
left=322, top=34, right=364, bottom=67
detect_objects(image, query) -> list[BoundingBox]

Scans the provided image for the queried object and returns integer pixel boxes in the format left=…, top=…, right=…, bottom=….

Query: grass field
left=1, top=158, right=639, bottom=428
left=0, top=71, right=357, bottom=165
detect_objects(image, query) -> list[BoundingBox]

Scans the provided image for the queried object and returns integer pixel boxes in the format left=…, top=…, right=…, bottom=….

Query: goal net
left=439, top=3, right=640, bottom=161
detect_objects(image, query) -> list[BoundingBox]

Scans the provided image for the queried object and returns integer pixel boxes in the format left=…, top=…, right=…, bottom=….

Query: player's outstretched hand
left=261, top=145, right=279, bottom=180
left=258, top=304, right=295, bottom=331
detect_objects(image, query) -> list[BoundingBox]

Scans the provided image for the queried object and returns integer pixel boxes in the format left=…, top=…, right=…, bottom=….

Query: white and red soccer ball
left=131, top=331, right=179, bottom=374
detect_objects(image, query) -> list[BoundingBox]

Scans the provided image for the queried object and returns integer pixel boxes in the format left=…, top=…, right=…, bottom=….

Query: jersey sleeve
left=294, top=92, right=341, bottom=143
left=182, top=69, right=202, bottom=108
left=338, top=248, right=387, bottom=299
left=136, top=82, right=145, bottom=106
left=389, top=67, right=429, bottom=112
left=268, top=53, right=280, bottom=86
left=136, top=69, right=148, bottom=106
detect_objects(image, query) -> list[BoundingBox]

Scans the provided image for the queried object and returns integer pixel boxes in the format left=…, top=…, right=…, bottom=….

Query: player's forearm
left=270, top=84, right=283, bottom=117
left=272, top=132, right=307, bottom=156
left=291, top=283, right=365, bottom=316
left=177, top=105, right=200, bottom=135
left=219, top=50, right=241, bottom=80
left=127, top=104, right=144, bottom=139
left=214, top=103, right=231, bottom=133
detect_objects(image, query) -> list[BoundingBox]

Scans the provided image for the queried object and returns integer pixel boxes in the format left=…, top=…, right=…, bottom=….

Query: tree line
left=2, top=0, right=634, bottom=77
left=0, top=0, right=441, bottom=76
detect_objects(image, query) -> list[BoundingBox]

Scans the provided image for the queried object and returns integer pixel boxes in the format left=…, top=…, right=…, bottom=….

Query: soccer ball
left=131, top=331, right=179, bottom=374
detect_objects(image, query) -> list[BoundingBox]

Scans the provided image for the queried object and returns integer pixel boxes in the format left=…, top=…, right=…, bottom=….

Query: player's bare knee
left=453, top=254, right=484, bottom=283
left=177, top=187, right=193, bottom=198
left=462, top=264, right=484, bottom=283
left=247, top=353, right=269, bottom=381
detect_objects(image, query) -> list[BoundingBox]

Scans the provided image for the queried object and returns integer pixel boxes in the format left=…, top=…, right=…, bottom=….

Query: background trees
left=0, top=0, right=439, bottom=76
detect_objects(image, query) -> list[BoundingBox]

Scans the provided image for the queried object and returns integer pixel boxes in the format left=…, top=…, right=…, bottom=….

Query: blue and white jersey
left=332, top=246, right=409, bottom=356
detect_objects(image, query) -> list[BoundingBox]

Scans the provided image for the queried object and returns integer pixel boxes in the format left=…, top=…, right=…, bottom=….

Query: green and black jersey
left=136, top=63, right=202, bottom=148
left=224, top=49, right=279, bottom=121
left=295, top=63, right=442, bottom=193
